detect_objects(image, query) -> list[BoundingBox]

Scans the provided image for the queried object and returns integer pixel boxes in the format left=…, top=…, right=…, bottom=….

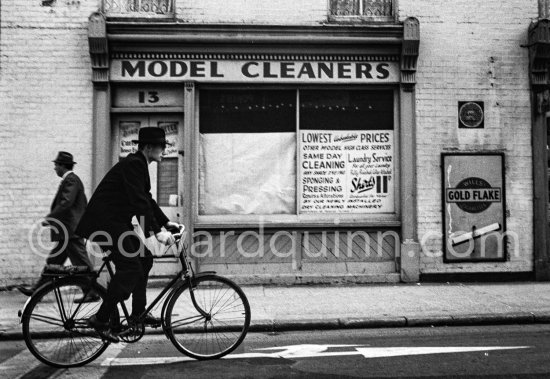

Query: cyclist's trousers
left=95, top=232, right=153, bottom=323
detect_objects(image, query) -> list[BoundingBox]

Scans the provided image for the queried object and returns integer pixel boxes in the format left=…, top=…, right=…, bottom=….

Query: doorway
left=111, top=112, right=185, bottom=276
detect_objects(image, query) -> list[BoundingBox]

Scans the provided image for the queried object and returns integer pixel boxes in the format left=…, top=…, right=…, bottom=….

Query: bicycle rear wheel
left=165, top=274, right=250, bottom=360
left=22, top=278, right=113, bottom=368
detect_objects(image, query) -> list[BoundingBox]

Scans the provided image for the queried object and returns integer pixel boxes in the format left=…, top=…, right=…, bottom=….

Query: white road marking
left=101, top=344, right=532, bottom=366
left=0, top=348, right=42, bottom=378
left=355, top=346, right=531, bottom=358
left=0, top=341, right=127, bottom=379
left=51, top=343, right=128, bottom=379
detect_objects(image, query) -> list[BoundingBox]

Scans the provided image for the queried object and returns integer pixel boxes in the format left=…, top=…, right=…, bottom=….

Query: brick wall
left=0, top=0, right=99, bottom=286
left=176, top=0, right=328, bottom=25
left=399, top=0, right=538, bottom=273
left=0, top=0, right=540, bottom=286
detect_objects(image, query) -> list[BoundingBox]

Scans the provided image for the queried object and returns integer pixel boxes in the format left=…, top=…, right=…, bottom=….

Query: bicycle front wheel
left=21, top=278, right=111, bottom=368
left=165, top=275, right=251, bottom=360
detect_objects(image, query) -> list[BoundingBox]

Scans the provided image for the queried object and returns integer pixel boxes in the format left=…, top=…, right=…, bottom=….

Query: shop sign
left=110, top=59, right=399, bottom=83
left=299, top=130, right=394, bottom=213
left=442, top=153, right=506, bottom=262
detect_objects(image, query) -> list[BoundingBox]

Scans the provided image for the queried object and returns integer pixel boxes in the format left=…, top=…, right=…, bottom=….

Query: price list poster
left=299, top=130, right=395, bottom=214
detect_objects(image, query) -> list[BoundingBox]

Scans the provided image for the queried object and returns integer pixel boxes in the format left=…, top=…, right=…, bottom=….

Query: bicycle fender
left=160, top=271, right=217, bottom=334
left=195, top=271, right=217, bottom=278
left=19, top=296, right=33, bottom=324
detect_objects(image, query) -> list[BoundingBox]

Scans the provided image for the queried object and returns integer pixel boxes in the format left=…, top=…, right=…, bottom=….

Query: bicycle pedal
left=116, top=329, right=131, bottom=337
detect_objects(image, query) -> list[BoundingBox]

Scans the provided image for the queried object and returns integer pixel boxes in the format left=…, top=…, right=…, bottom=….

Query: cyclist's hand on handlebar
left=164, top=221, right=181, bottom=233
left=155, top=231, right=175, bottom=245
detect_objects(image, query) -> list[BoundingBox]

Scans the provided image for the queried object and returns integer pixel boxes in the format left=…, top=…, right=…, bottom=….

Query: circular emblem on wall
left=454, top=177, right=493, bottom=213
left=458, top=102, right=484, bottom=128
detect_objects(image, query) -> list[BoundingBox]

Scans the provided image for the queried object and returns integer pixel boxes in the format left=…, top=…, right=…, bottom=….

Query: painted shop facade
left=1, top=0, right=549, bottom=285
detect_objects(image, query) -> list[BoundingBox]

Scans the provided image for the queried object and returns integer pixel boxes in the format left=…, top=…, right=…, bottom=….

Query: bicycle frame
left=95, top=237, right=215, bottom=331
left=20, top=235, right=215, bottom=335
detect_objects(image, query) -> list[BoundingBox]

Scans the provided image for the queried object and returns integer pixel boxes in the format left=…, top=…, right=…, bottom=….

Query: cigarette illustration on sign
left=441, top=153, right=506, bottom=262
left=450, top=222, right=501, bottom=246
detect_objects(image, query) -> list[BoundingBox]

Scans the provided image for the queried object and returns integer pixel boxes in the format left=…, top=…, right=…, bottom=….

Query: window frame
left=327, top=0, right=398, bottom=24
left=194, top=84, right=401, bottom=228
left=102, top=0, right=175, bottom=19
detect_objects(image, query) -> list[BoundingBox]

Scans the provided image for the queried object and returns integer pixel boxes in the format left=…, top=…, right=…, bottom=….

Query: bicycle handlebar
left=171, top=224, right=186, bottom=241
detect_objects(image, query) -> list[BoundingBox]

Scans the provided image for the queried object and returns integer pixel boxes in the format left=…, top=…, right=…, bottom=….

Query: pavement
left=2, top=281, right=550, bottom=340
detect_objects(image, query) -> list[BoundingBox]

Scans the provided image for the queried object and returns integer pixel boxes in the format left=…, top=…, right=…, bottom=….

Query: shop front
left=88, top=14, right=420, bottom=283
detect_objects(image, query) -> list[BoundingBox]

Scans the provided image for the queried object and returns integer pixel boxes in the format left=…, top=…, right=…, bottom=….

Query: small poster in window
left=119, top=121, right=141, bottom=157
left=158, top=122, right=179, bottom=158
left=299, top=130, right=394, bottom=213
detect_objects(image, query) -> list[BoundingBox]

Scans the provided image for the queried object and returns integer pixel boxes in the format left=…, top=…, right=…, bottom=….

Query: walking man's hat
left=52, top=151, right=76, bottom=165
left=132, top=127, right=172, bottom=146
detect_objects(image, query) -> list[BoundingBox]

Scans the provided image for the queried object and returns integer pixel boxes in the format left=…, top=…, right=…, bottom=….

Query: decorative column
left=399, top=17, right=420, bottom=282
left=88, top=12, right=111, bottom=190
left=540, top=0, right=550, bottom=19
left=183, top=81, right=198, bottom=270
left=528, top=19, right=550, bottom=280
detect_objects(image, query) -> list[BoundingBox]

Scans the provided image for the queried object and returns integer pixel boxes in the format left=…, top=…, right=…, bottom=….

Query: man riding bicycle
left=76, top=127, right=179, bottom=343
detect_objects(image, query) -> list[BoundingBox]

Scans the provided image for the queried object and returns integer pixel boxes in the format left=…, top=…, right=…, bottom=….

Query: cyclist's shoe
left=87, top=315, right=119, bottom=343
left=132, top=312, right=161, bottom=327
left=144, top=312, right=162, bottom=327
left=74, top=292, right=101, bottom=303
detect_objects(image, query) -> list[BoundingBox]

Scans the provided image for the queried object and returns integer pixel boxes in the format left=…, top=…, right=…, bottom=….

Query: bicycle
left=19, top=226, right=251, bottom=368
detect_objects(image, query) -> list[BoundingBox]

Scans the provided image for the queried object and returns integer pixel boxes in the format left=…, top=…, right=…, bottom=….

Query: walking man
left=18, top=152, right=98, bottom=302
left=76, top=127, right=178, bottom=343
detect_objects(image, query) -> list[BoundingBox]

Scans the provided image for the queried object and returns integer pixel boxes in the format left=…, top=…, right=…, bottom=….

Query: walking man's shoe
left=16, top=286, right=34, bottom=297
left=74, top=292, right=101, bottom=303
left=87, top=314, right=119, bottom=343
left=16, top=278, right=49, bottom=297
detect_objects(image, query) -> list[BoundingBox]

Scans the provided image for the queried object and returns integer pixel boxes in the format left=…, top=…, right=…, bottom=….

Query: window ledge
left=195, top=215, right=401, bottom=230
left=327, top=15, right=396, bottom=24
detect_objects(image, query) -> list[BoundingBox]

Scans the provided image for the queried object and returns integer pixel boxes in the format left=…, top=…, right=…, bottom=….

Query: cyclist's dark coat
left=76, top=150, right=169, bottom=320
left=76, top=151, right=168, bottom=242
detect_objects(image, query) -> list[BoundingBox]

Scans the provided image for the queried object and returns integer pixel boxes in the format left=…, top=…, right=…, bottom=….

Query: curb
left=2, top=312, right=550, bottom=341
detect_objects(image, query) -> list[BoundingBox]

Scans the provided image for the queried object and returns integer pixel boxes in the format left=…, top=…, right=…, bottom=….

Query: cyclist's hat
left=132, top=127, right=173, bottom=147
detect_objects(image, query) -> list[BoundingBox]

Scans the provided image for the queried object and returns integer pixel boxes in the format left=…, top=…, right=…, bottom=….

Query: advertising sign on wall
left=442, top=153, right=506, bottom=262
left=300, top=130, right=394, bottom=213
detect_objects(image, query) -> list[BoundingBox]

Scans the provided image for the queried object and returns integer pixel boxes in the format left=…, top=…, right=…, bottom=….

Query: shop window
left=199, top=88, right=395, bottom=216
left=329, top=0, right=395, bottom=22
left=158, top=158, right=178, bottom=207
left=199, top=90, right=296, bottom=215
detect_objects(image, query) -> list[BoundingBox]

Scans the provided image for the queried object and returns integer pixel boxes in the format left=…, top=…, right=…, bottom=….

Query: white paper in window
left=199, top=132, right=296, bottom=215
